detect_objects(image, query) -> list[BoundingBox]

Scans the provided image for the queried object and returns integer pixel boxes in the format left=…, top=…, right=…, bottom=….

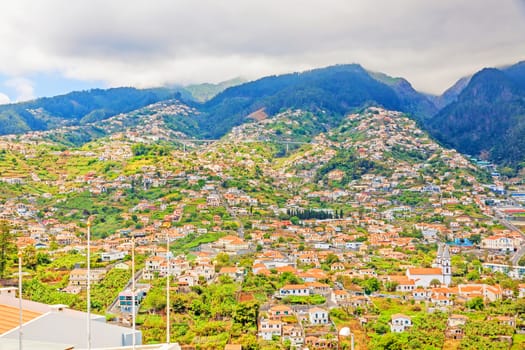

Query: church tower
left=441, top=244, right=452, bottom=286
left=433, top=244, right=443, bottom=268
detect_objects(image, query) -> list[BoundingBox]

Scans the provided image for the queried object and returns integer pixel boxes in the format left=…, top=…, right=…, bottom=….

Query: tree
left=0, top=221, right=15, bottom=278
left=49, top=235, right=59, bottom=250
left=22, top=245, right=38, bottom=270
left=233, top=301, right=259, bottom=327
left=142, top=287, right=167, bottom=312
left=385, top=281, right=399, bottom=292
left=36, top=252, right=51, bottom=265
left=429, top=278, right=442, bottom=287
left=362, top=277, right=380, bottom=295
left=214, top=252, right=231, bottom=271
left=469, top=234, right=481, bottom=245
left=466, top=296, right=484, bottom=310
left=171, top=294, right=190, bottom=313
left=325, top=253, right=340, bottom=265
left=131, top=143, right=149, bottom=156
left=466, top=270, right=480, bottom=281
left=290, top=216, right=300, bottom=225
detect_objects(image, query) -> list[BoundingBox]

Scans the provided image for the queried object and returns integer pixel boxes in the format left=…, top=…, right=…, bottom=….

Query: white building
left=390, top=314, right=412, bottom=333
left=481, top=235, right=517, bottom=252
left=68, top=268, right=106, bottom=289
left=258, top=318, right=282, bottom=340
left=279, top=284, right=311, bottom=297
left=406, top=244, right=451, bottom=287
left=282, top=324, right=304, bottom=347
left=100, top=251, right=126, bottom=262
left=308, top=307, right=329, bottom=325
left=0, top=291, right=141, bottom=348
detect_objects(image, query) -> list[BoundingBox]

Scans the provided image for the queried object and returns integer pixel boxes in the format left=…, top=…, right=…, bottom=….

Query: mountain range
left=427, top=62, right=525, bottom=171
left=0, top=61, right=524, bottom=172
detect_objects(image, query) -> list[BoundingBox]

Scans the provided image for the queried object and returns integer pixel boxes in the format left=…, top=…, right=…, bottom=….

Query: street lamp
left=18, top=250, right=23, bottom=350
left=87, top=219, right=92, bottom=350
left=131, top=234, right=136, bottom=350
left=166, top=230, right=170, bottom=344
left=338, top=327, right=354, bottom=350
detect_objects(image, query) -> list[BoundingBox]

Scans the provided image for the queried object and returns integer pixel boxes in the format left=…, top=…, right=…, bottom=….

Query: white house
left=331, top=289, right=350, bottom=304
left=308, top=307, right=329, bottom=325
left=345, top=242, right=364, bottom=250
left=258, top=318, right=282, bottom=340
left=390, top=314, right=412, bottom=333
left=178, top=274, right=196, bottom=287
left=314, top=243, right=331, bottom=250
left=279, top=284, right=311, bottom=297
left=282, top=324, right=304, bottom=348
left=68, top=269, right=106, bottom=289
left=100, top=251, right=126, bottom=262
left=412, top=288, right=431, bottom=301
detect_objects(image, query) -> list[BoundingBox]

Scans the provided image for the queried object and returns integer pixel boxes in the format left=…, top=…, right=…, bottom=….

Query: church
left=406, top=244, right=452, bottom=287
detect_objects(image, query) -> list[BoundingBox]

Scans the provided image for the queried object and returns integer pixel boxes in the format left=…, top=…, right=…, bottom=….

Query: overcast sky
left=0, top=0, right=524, bottom=103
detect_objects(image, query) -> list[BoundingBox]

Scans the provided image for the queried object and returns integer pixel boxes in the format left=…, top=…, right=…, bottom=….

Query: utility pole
left=18, top=250, right=23, bottom=350
left=166, top=231, right=170, bottom=344
left=132, top=235, right=136, bottom=350
left=87, top=220, right=92, bottom=350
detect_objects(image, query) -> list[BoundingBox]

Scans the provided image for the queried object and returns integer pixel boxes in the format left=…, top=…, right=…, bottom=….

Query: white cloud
left=0, top=1, right=524, bottom=94
left=0, top=93, right=10, bottom=105
left=5, top=78, right=35, bottom=102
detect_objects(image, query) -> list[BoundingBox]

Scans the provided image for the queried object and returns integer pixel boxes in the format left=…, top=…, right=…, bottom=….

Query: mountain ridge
left=426, top=62, right=525, bottom=172
left=1, top=61, right=525, bottom=172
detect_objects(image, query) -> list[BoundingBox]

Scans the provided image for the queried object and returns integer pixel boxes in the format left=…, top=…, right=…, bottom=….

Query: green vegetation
left=316, top=148, right=386, bottom=184
left=370, top=312, right=447, bottom=350
left=0, top=221, right=16, bottom=278
left=90, top=269, right=131, bottom=312
left=23, top=279, right=83, bottom=309
left=170, top=232, right=226, bottom=254
left=427, top=64, right=525, bottom=171
left=139, top=277, right=259, bottom=348
left=282, top=295, right=326, bottom=305
left=392, top=190, right=428, bottom=206
left=0, top=87, right=179, bottom=136
left=460, top=320, right=514, bottom=349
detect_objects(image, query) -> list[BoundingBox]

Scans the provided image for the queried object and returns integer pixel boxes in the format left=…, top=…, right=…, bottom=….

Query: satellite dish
left=339, top=327, right=351, bottom=337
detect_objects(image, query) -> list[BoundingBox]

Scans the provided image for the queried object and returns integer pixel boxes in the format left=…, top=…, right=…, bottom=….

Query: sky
left=0, top=0, right=524, bottom=104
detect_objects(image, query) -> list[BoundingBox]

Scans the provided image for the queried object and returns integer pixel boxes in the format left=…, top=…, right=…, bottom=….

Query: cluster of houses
left=258, top=304, right=335, bottom=349
left=1, top=105, right=525, bottom=349
left=142, top=248, right=246, bottom=285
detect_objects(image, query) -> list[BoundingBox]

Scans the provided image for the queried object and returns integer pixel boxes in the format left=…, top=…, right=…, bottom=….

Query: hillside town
left=0, top=107, right=525, bottom=350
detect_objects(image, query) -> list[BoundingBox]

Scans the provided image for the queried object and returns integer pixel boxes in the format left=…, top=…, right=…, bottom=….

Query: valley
left=0, top=103, right=524, bottom=349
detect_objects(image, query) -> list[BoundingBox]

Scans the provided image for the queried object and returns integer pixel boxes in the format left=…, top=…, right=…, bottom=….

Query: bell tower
left=441, top=244, right=452, bottom=286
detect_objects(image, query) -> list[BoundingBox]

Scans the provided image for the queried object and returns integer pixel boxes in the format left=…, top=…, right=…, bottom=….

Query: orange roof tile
left=219, top=267, right=239, bottom=273
left=408, top=268, right=442, bottom=275
left=281, top=284, right=308, bottom=290
left=0, top=304, right=42, bottom=334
